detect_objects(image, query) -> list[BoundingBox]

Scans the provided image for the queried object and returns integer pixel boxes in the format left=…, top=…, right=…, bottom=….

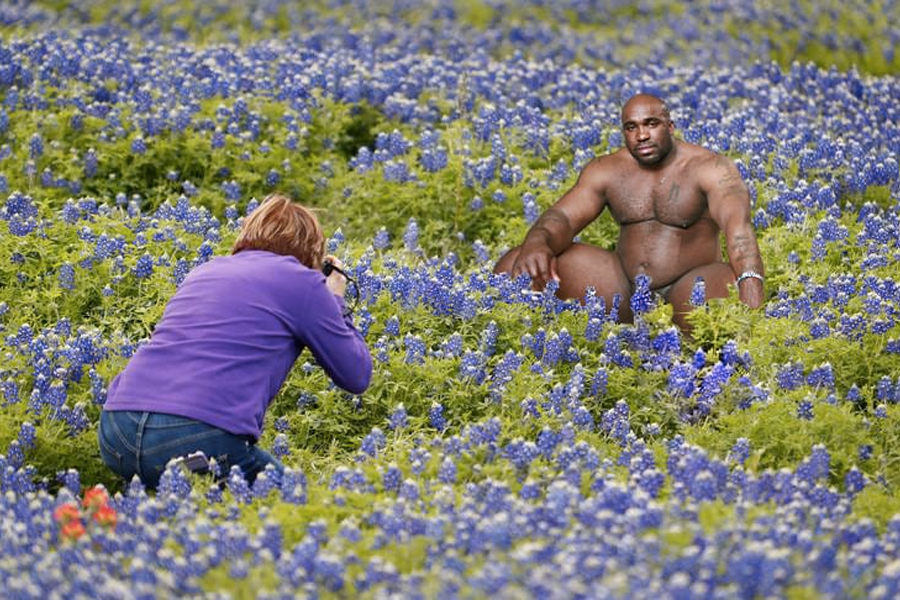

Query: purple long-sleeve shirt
left=104, top=250, right=372, bottom=439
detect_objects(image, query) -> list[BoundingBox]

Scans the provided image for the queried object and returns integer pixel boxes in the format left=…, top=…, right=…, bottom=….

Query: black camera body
left=322, top=259, right=336, bottom=276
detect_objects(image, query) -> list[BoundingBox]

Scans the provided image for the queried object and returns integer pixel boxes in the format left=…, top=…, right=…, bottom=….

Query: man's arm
left=705, top=155, right=765, bottom=308
left=511, top=158, right=607, bottom=288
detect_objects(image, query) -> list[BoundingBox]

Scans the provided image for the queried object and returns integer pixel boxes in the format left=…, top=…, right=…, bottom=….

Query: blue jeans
left=98, top=410, right=283, bottom=490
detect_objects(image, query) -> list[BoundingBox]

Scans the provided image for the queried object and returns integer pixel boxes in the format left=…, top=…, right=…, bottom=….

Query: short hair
left=231, top=194, right=325, bottom=268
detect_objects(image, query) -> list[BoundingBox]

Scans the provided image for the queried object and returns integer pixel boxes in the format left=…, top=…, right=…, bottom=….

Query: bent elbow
left=340, top=352, right=373, bottom=395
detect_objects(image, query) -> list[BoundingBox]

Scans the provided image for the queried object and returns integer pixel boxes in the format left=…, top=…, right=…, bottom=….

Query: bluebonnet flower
left=297, top=391, right=318, bottom=409
left=471, top=239, right=491, bottom=263
left=388, top=404, right=408, bottom=431
left=56, top=468, right=80, bottom=495
left=403, top=334, right=426, bottom=364
left=807, top=363, right=835, bottom=390
left=458, top=349, right=486, bottom=384
left=487, top=350, right=523, bottom=401
left=651, top=326, right=681, bottom=358
left=600, top=400, right=632, bottom=446
left=844, top=467, right=866, bottom=496
left=796, top=444, right=831, bottom=483
left=776, top=361, right=805, bottom=390
left=520, top=397, right=540, bottom=418
left=280, top=468, right=307, bottom=505
left=265, top=169, right=280, bottom=187
left=720, top=339, right=751, bottom=368
left=57, top=263, right=75, bottom=290
left=584, top=316, right=604, bottom=342
left=272, top=416, right=290, bottom=433
left=384, top=315, right=400, bottom=336
left=875, top=375, right=898, bottom=403
left=271, top=434, right=291, bottom=459
left=479, top=320, right=499, bottom=356
left=429, top=402, right=447, bottom=431
left=630, top=273, right=656, bottom=315
left=359, top=427, right=386, bottom=458
left=797, top=398, right=814, bottom=420
left=689, top=276, right=707, bottom=306
left=438, top=457, right=457, bottom=484
left=810, top=317, right=831, bottom=339
left=420, top=147, right=448, bottom=172
left=17, top=421, right=36, bottom=449
left=83, top=148, right=98, bottom=177
left=604, top=332, right=633, bottom=368
left=383, top=160, right=413, bottom=183
left=28, top=132, right=43, bottom=159
left=590, top=367, right=608, bottom=397
left=382, top=463, right=402, bottom=493
left=221, top=180, right=241, bottom=201
left=403, top=218, right=419, bottom=252
left=667, top=362, right=697, bottom=397
left=695, top=361, right=734, bottom=411
left=131, top=136, right=147, bottom=155
left=731, top=438, right=750, bottom=465
left=327, top=228, right=344, bottom=252
left=132, top=253, right=154, bottom=279
left=373, top=227, right=390, bottom=250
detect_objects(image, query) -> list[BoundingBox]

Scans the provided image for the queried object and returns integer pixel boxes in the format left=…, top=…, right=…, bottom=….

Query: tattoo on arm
left=731, top=234, right=762, bottom=266
left=718, top=172, right=739, bottom=185
left=714, top=157, right=743, bottom=190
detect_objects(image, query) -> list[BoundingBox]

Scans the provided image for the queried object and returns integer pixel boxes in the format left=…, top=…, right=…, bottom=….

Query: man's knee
left=493, top=246, right=520, bottom=274
left=554, top=244, right=631, bottom=305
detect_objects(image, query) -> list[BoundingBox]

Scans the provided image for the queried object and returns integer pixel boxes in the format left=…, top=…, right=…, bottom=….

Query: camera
left=321, top=259, right=359, bottom=316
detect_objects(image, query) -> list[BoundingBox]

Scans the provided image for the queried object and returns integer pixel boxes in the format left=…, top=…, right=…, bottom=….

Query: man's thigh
left=555, top=243, right=632, bottom=318
left=667, top=262, right=735, bottom=327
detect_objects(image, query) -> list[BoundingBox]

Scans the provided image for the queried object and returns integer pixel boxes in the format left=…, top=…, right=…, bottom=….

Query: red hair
left=231, top=194, right=325, bottom=268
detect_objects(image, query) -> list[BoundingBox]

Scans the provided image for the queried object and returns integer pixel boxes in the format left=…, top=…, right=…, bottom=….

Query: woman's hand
left=323, top=254, right=347, bottom=297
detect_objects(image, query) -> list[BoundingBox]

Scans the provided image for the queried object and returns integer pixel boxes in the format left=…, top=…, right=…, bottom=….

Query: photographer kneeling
left=98, top=194, right=372, bottom=490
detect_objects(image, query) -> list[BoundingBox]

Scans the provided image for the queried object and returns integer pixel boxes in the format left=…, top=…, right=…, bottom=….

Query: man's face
left=621, top=99, right=675, bottom=166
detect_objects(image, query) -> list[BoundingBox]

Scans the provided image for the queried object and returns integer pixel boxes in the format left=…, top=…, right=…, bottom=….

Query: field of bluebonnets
left=2, top=0, right=900, bottom=597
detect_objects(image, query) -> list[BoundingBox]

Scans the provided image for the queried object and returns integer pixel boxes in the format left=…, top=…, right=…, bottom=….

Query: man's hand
left=511, top=241, right=560, bottom=291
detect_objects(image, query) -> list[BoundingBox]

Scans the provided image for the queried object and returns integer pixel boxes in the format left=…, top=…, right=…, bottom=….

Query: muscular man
left=494, top=93, right=765, bottom=330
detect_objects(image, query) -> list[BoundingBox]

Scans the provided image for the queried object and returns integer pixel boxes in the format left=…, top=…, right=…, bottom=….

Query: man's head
left=232, top=194, right=325, bottom=268
left=621, top=93, right=675, bottom=166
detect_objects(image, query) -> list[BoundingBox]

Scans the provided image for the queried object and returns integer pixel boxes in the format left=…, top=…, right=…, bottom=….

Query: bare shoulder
left=681, top=142, right=742, bottom=185
left=575, top=152, right=621, bottom=186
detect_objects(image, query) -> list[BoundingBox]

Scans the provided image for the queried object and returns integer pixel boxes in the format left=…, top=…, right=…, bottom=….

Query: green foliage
left=2, top=3, right=900, bottom=594
left=684, top=396, right=892, bottom=488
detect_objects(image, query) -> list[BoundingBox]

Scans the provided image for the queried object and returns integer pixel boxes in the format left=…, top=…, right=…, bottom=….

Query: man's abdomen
left=616, top=220, right=722, bottom=288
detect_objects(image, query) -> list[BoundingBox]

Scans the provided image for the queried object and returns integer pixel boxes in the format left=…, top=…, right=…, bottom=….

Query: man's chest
left=606, top=177, right=708, bottom=228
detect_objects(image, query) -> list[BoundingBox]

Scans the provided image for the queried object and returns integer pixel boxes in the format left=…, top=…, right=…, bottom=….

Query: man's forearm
left=727, top=231, right=765, bottom=277
left=524, top=207, right=574, bottom=254
left=727, top=229, right=765, bottom=308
